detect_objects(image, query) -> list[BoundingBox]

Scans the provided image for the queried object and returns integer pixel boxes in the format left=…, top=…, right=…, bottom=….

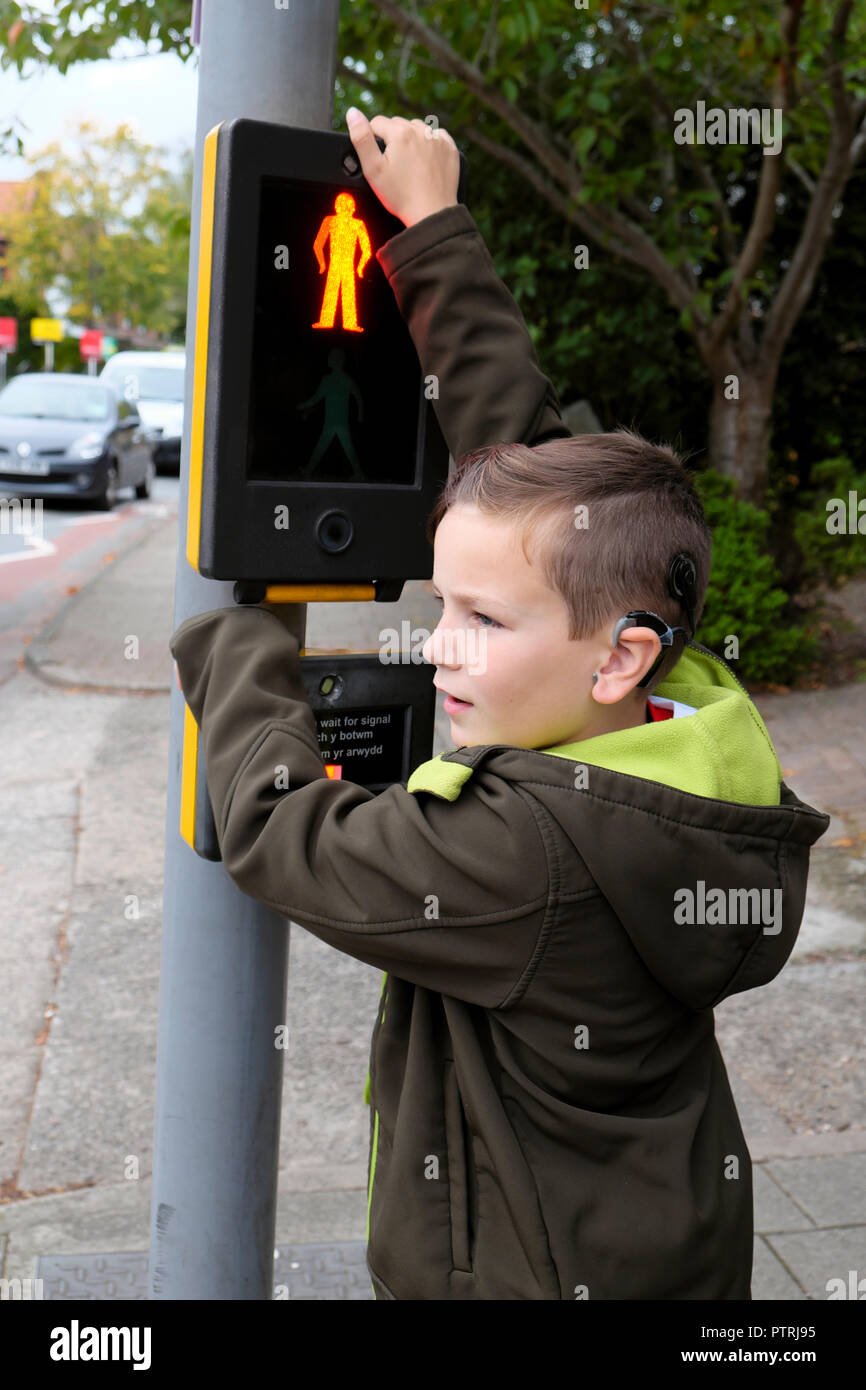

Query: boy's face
left=422, top=503, right=651, bottom=750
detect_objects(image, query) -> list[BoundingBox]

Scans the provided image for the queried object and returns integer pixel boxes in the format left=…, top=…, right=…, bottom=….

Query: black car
left=0, top=372, right=155, bottom=509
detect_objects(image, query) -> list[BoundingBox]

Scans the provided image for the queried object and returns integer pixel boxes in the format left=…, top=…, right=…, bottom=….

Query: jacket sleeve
left=169, top=604, right=549, bottom=1009
left=376, top=203, right=571, bottom=460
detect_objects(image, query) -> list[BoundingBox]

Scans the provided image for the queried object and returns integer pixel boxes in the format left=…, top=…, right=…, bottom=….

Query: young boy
left=170, top=111, right=831, bottom=1300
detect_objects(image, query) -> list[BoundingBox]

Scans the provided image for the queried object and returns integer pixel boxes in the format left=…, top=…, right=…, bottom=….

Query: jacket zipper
left=366, top=1108, right=379, bottom=1244
left=365, top=972, right=389, bottom=1244
left=684, top=638, right=753, bottom=700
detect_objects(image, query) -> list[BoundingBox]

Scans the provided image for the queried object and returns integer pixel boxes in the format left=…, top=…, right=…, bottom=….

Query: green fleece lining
left=406, top=759, right=473, bottom=800
left=406, top=646, right=782, bottom=808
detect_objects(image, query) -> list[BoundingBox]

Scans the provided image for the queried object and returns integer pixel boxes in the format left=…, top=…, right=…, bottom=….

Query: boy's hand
left=345, top=107, right=460, bottom=228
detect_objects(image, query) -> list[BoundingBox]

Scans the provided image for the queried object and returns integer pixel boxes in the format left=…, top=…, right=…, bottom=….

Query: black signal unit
left=187, top=117, right=466, bottom=589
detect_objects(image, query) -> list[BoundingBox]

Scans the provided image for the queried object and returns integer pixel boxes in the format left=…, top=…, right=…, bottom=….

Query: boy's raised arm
left=347, top=110, right=571, bottom=460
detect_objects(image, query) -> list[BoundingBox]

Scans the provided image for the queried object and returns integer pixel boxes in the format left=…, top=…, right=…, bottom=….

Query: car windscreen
left=0, top=377, right=113, bottom=422
left=102, top=364, right=185, bottom=402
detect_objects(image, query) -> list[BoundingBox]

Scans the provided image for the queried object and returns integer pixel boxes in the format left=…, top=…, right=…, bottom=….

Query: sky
left=0, top=22, right=198, bottom=183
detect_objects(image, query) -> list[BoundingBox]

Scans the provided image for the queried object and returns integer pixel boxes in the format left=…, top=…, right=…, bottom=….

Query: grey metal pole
left=149, top=0, right=340, bottom=1299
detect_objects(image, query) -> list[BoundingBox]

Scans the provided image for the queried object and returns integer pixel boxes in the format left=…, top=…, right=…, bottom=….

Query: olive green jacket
left=170, top=204, right=830, bottom=1299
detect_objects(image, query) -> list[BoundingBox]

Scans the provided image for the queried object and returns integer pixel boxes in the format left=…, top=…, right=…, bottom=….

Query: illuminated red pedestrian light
left=312, top=193, right=372, bottom=333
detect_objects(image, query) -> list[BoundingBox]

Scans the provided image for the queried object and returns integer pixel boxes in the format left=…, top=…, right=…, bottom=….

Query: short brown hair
left=425, top=427, right=712, bottom=691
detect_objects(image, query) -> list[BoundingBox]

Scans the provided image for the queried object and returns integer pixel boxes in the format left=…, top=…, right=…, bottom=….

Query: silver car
left=99, top=350, right=185, bottom=474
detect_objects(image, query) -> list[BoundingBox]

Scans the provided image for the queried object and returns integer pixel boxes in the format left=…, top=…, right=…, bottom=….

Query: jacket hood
left=408, top=642, right=830, bottom=1009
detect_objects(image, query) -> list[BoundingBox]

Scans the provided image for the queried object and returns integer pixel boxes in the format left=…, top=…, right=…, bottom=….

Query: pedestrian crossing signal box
left=187, top=117, right=466, bottom=596
left=183, top=651, right=437, bottom=861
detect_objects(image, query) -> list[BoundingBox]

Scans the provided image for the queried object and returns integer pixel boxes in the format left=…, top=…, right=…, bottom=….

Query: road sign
left=186, top=117, right=466, bottom=590
left=80, top=330, right=103, bottom=360
left=0, top=317, right=17, bottom=351
left=30, top=317, right=63, bottom=343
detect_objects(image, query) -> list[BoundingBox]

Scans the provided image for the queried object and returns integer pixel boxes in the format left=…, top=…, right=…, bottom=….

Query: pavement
left=0, top=505, right=863, bottom=1300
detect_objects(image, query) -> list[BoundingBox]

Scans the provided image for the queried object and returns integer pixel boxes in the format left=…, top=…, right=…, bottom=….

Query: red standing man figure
left=311, top=192, right=372, bottom=332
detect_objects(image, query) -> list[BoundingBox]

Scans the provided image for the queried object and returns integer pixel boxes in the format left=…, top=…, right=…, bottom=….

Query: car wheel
left=94, top=461, right=119, bottom=511
left=135, top=456, right=156, bottom=499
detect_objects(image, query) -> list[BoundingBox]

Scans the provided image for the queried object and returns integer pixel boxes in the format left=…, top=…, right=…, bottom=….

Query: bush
left=789, top=455, right=866, bottom=586
left=692, top=469, right=816, bottom=686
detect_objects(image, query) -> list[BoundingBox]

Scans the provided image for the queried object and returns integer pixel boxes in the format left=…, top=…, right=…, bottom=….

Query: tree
left=3, top=1, right=864, bottom=506
left=2, top=119, right=191, bottom=342
left=335, top=0, right=866, bottom=506
left=1, top=1, right=194, bottom=72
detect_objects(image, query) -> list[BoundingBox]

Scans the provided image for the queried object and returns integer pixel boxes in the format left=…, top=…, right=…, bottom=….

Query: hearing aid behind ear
left=666, top=552, right=697, bottom=638
left=610, top=610, right=683, bottom=688
left=607, top=553, right=697, bottom=689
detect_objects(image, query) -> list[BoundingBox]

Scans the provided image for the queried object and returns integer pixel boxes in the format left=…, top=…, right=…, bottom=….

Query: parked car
left=0, top=372, right=155, bottom=509
left=99, top=349, right=185, bottom=474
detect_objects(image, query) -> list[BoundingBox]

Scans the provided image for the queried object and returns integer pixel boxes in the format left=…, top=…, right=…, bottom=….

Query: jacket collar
left=407, top=642, right=783, bottom=807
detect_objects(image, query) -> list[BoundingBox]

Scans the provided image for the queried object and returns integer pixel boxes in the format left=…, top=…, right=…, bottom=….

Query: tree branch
left=762, top=138, right=852, bottom=363
left=470, top=0, right=500, bottom=70
left=607, top=7, right=740, bottom=268
left=827, top=0, right=855, bottom=125
left=785, top=152, right=817, bottom=195
left=760, top=0, right=859, bottom=362
left=461, top=125, right=635, bottom=261
left=368, top=0, right=702, bottom=319
left=706, top=0, right=806, bottom=352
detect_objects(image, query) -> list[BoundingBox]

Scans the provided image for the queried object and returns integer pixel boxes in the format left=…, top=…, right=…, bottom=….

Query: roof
left=0, top=181, right=36, bottom=220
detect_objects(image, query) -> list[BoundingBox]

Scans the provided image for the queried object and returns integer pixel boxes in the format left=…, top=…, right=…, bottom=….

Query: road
left=0, top=476, right=179, bottom=688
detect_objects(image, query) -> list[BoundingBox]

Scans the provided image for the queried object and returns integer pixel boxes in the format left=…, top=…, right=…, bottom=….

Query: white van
left=99, top=349, right=186, bottom=474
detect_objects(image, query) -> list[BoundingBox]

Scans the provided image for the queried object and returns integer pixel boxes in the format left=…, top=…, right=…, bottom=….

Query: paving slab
left=0, top=1178, right=368, bottom=1287
left=753, top=1165, right=816, bottom=1236
left=32, top=1242, right=375, bottom=1300
left=714, top=961, right=865, bottom=1138
left=752, top=1235, right=809, bottom=1299
left=763, top=1227, right=866, bottom=1302
left=762, top=1153, right=866, bottom=1230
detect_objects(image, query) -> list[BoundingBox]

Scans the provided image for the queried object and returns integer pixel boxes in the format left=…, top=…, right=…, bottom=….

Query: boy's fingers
left=409, top=117, right=457, bottom=149
left=346, top=107, right=388, bottom=178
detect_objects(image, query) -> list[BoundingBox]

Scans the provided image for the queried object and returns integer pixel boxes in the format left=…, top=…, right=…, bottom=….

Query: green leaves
left=694, top=469, right=814, bottom=684
left=0, top=1, right=195, bottom=73
left=575, top=126, right=596, bottom=164
left=586, top=89, right=611, bottom=113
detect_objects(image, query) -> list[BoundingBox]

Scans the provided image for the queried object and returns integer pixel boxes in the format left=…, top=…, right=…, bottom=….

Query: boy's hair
left=425, top=426, right=712, bottom=693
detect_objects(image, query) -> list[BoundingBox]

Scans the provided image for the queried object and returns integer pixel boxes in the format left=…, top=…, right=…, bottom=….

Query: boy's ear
left=593, top=627, right=662, bottom=702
